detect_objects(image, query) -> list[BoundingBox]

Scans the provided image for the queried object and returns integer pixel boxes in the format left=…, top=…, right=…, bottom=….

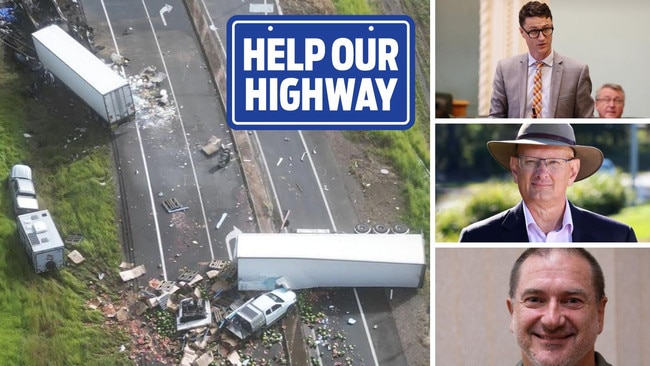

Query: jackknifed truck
left=31, top=24, right=135, bottom=125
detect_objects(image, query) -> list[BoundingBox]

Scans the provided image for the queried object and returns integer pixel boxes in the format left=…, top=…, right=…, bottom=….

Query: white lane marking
left=224, top=225, right=242, bottom=260
left=203, top=2, right=378, bottom=364
left=354, top=288, right=380, bottom=365
left=249, top=3, right=274, bottom=13
left=297, top=132, right=337, bottom=233
left=139, top=0, right=215, bottom=262
left=99, top=0, right=168, bottom=280
left=198, top=0, right=226, bottom=57
left=160, top=4, right=173, bottom=26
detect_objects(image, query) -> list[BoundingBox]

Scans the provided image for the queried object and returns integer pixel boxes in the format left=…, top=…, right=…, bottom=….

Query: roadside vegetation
left=333, top=0, right=431, bottom=243
left=0, top=52, right=130, bottom=364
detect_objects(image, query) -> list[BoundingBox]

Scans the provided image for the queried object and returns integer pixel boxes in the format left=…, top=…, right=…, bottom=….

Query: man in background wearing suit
left=459, top=123, right=637, bottom=242
left=489, top=1, right=594, bottom=118
left=595, top=83, right=625, bottom=118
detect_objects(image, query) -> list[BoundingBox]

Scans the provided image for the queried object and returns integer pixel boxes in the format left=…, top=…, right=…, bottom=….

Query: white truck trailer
left=234, top=233, right=426, bottom=291
left=31, top=24, right=135, bottom=125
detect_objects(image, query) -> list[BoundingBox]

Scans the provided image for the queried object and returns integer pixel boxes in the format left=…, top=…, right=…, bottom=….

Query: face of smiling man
left=507, top=250, right=607, bottom=366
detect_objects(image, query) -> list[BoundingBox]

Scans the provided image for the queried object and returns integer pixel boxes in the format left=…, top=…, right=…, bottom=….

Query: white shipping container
left=235, top=233, right=427, bottom=291
left=32, top=25, right=135, bottom=124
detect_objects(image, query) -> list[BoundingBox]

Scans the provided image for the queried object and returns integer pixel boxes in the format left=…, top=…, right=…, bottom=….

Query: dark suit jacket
left=459, top=201, right=637, bottom=242
left=489, top=52, right=594, bottom=118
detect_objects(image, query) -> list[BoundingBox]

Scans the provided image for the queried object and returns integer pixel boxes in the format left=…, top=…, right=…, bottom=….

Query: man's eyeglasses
left=523, top=27, right=554, bottom=39
left=516, top=155, right=574, bottom=172
left=596, top=98, right=624, bottom=106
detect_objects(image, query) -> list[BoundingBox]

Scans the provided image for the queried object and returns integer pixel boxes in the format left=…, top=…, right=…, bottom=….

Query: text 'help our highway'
left=227, top=15, right=415, bottom=130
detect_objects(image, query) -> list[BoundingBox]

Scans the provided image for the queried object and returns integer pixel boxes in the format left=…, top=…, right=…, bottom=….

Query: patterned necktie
left=532, top=61, right=543, bottom=118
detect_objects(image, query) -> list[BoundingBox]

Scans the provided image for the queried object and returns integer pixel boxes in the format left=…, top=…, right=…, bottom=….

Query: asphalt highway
left=78, top=0, right=409, bottom=364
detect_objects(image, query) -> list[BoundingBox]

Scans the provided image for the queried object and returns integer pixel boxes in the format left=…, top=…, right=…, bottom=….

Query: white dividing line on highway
left=138, top=0, right=216, bottom=262
left=353, top=288, right=380, bottom=365
left=203, top=3, right=379, bottom=364
left=99, top=0, right=168, bottom=281
left=198, top=0, right=227, bottom=57
left=297, top=132, right=338, bottom=233
left=99, top=0, right=218, bottom=281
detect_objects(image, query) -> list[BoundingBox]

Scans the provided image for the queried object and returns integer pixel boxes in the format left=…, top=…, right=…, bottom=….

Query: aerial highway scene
left=0, top=0, right=429, bottom=364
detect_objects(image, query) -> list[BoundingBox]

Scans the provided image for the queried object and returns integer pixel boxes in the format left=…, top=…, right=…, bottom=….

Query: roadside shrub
left=568, top=173, right=628, bottom=216
left=464, top=181, right=520, bottom=223
left=435, top=209, right=465, bottom=242
left=435, top=180, right=519, bottom=242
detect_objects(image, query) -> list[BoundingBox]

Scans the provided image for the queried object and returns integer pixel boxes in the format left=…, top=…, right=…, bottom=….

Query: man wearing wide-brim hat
left=460, top=123, right=637, bottom=242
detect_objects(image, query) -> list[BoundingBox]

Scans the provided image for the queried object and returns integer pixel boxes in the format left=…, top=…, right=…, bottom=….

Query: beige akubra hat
left=487, top=123, right=604, bottom=182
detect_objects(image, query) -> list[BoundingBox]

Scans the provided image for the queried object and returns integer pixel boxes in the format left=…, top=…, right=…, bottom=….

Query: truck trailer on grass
left=31, top=24, right=135, bottom=125
left=234, top=233, right=427, bottom=291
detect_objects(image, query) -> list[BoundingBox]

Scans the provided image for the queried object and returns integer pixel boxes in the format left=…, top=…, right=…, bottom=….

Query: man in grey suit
left=489, top=1, right=594, bottom=118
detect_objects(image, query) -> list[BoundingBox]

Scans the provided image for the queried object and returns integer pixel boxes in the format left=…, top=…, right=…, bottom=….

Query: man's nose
left=541, top=300, right=565, bottom=329
left=534, top=161, right=551, bottom=172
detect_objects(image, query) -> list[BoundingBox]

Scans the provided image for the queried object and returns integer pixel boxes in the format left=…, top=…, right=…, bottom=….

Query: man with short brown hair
left=507, top=248, right=611, bottom=366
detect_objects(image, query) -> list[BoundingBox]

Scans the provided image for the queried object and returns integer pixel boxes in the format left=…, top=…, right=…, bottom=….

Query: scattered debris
left=67, top=249, right=85, bottom=264
left=201, top=135, right=222, bottom=156
left=176, top=298, right=212, bottom=332
left=380, top=168, right=390, bottom=175
left=123, top=26, right=134, bottom=35
left=119, top=264, right=146, bottom=281
left=156, top=89, right=168, bottom=106
left=64, top=233, right=84, bottom=244
left=162, top=197, right=189, bottom=213
left=110, top=52, right=130, bottom=66
left=215, top=212, right=227, bottom=230
left=119, top=261, right=134, bottom=270
left=347, top=318, right=356, bottom=325
left=213, top=147, right=231, bottom=170
left=276, top=157, right=283, bottom=166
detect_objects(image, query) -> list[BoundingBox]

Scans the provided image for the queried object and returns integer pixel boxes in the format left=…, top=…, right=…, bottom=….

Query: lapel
left=500, top=201, right=529, bottom=242
left=518, top=54, right=529, bottom=117
left=569, top=201, right=589, bottom=242
left=549, top=52, right=564, bottom=118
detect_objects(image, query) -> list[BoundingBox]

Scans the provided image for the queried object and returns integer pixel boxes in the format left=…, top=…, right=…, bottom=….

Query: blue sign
left=227, top=15, right=415, bottom=130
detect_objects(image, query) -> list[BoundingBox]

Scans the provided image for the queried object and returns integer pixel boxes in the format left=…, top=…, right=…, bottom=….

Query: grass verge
left=611, top=204, right=650, bottom=241
left=333, top=0, right=431, bottom=243
left=0, top=51, right=131, bottom=364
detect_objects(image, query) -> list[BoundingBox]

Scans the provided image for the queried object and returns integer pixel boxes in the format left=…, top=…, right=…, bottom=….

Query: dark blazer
left=489, top=52, right=594, bottom=118
left=459, top=201, right=637, bottom=242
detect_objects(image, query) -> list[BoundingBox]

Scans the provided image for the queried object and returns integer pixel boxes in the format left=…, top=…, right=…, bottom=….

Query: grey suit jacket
left=459, top=201, right=637, bottom=242
left=489, top=52, right=594, bottom=118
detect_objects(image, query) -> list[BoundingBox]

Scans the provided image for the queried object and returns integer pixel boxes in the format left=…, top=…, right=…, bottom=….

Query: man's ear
left=510, top=156, right=520, bottom=183
left=506, top=297, right=515, bottom=333
left=597, top=296, right=607, bottom=334
left=568, top=158, right=580, bottom=185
